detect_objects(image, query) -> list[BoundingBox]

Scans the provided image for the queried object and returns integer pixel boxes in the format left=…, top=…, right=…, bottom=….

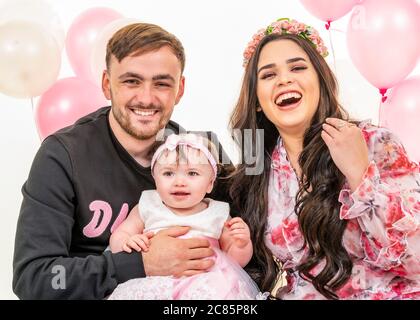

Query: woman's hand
left=223, top=217, right=251, bottom=249
left=321, top=118, right=369, bottom=192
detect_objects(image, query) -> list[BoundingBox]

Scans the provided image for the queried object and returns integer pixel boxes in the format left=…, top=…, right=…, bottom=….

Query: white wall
left=1, top=0, right=418, bottom=299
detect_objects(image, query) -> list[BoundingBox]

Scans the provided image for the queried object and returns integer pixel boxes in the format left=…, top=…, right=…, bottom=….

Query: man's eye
left=124, top=79, right=139, bottom=85
left=156, top=82, right=171, bottom=87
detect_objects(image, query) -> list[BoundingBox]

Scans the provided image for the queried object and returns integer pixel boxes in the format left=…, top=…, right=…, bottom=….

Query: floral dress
left=266, top=122, right=420, bottom=300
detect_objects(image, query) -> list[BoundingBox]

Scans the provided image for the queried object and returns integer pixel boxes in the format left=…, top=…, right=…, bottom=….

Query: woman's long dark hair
left=229, top=33, right=354, bottom=299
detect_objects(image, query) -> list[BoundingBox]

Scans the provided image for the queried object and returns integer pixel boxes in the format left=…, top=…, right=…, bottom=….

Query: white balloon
left=0, top=20, right=61, bottom=98
left=90, top=18, right=141, bottom=87
left=331, top=59, right=380, bottom=124
left=0, top=0, right=65, bottom=51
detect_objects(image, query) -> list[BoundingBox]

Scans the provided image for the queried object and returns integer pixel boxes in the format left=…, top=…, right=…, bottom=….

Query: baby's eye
left=162, top=171, right=174, bottom=176
left=188, top=171, right=199, bottom=176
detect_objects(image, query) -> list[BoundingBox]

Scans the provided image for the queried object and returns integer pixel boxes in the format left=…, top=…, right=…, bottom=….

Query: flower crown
left=243, top=18, right=329, bottom=67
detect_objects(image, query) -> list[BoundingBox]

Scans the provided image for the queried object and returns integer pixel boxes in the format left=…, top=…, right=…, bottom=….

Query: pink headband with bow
left=151, top=134, right=218, bottom=177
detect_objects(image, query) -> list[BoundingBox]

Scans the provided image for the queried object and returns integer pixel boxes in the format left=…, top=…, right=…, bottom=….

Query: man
left=13, top=23, right=232, bottom=299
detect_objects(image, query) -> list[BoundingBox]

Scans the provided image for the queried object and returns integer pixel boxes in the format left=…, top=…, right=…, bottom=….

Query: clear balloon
left=34, top=77, right=109, bottom=140
left=0, top=20, right=61, bottom=98
left=379, top=77, right=420, bottom=163
left=346, top=0, right=420, bottom=92
left=90, top=17, right=141, bottom=87
left=300, top=0, right=359, bottom=28
left=65, top=7, right=123, bottom=82
left=0, top=0, right=65, bottom=51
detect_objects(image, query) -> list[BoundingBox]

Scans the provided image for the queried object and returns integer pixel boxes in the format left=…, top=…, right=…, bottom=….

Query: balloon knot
left=379, top=88, right=388, bottom=103
left=325, top=21, right=331, bottom=30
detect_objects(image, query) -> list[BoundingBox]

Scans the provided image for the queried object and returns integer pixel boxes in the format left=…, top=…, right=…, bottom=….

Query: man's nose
left=135, top=84, right=155, bottom=107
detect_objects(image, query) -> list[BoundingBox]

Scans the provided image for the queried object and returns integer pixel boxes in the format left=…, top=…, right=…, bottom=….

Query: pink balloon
left=347, top=0, right=420, bottom=95
left=35, top=77, right=109, bottom=140
left=65, top=7, right=123, bottom=82
left=300, top=0, right=359, bottom=28
left=380, top=77, right=420, bottom=163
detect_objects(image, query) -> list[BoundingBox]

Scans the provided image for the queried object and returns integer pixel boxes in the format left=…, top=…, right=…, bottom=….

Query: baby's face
left=153, top=148, right=215, bottom=211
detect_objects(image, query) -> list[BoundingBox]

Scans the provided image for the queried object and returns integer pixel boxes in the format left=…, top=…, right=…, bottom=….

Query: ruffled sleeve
left=338, top=126, right=420, bottom=276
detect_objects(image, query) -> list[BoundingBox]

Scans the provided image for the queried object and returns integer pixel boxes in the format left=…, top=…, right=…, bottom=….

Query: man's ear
left=174, top=76, right=185, bottom=105
left=102, top=70, right=111, bottom=101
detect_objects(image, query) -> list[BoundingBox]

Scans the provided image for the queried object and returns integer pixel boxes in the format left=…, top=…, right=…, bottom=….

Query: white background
left=1, top=0, right=418, bottom=299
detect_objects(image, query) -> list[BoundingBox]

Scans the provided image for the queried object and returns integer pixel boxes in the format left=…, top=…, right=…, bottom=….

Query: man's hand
left=141, top=226, right=215, bottom=278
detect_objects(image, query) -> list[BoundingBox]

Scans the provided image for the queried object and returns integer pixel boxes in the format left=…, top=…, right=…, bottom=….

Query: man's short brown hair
left=106, top=23, right=185, bottom=72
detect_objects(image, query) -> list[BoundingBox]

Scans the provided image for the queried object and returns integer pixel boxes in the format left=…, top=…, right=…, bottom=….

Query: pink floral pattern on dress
left=266, top=122, right=420, bottom=299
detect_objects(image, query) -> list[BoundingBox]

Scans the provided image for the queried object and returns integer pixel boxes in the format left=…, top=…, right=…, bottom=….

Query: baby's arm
left=109, top=204, right=152, bottom=253
left=219, top=217, right=253, bottom=268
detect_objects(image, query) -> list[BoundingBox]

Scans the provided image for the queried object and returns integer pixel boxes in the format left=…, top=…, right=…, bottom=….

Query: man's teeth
left=132, top=109, right=155, bottom=116
left=276, top=92, right=302, bottom=104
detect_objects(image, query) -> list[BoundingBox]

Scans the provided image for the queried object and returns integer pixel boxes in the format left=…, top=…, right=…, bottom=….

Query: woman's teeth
left=276, top=92, right=302, bottom=106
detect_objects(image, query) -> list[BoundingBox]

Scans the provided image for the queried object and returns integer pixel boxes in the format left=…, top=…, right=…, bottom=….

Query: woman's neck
left=280, top=133, right=304, bottom=178
left=281, top=133, right=303, bottom=158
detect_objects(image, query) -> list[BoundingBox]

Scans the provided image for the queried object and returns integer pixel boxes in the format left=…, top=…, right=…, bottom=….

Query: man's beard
left=111, top=102, right=167, bottom=140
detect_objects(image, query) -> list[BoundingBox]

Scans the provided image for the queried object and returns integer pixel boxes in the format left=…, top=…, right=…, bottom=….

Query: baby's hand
left=224, top=217, right=251, bottom=249
left=122, top=232, right=154, bottom=253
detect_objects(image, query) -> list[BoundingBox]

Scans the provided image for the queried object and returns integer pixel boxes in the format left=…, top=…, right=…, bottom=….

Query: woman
left=229, top=18, right=420, bottom=300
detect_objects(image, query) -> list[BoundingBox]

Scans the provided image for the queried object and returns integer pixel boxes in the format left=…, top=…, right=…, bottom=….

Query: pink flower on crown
left=319, top=45, right=328, bottom=56
left=252, top=28, right=266, bottom=41
left=308, top=34, right=319, bottom=42
left=271, top=21, right=284, bottom=33
left=297, top=22, right=307, bottom=32
left=281, top=20, right=291, bottom=30
left=288, top=25, right=300, bottom=34
left=314, top=37, right=323, bottom=47
left=284, top=19, right=305, bottom=34
left=272, top=25, right=282, bottom=34
left=243, top=28, right=266, bottom=66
